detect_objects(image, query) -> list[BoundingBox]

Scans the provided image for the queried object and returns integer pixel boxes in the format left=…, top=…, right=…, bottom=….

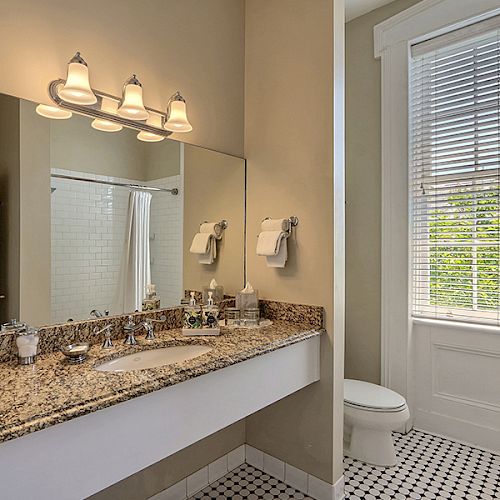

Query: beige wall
left=0, top=1, right=246, bottom=496
left=0, top=97, right=51, bottom=325
left=0, top=95, right=21, bottom=323
left=144, top=140, right=181, bottom=180
left=50, top=113, right=180, bottom=180
left=89, top=420, right=245, bottom=500
left=0, top=0, right=245, bottom=157
left=244, top=0, right=344, bottom=484
left=345, top=0, right=422, bottom=384
left=183, top=144, right=246, bottom=296
left=19, top=101, right=51, bottom=325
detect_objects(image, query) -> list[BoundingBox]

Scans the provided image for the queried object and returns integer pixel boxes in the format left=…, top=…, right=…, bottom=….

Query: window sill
left=412, top=317, right=500, bottom=335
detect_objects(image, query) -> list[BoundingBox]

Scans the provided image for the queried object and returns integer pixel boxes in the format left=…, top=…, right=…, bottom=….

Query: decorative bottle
left=202, top=291, right=219, bottom=329
left=183, top=291, right=202, bottom=329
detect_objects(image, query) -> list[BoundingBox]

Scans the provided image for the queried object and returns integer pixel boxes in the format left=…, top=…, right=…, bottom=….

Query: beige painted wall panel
left=50, top=114, right=146, bottom=180
left=345, top=0, right=422, bottom=384
left=49, top=113, right=181, bottom=180
left=0, top=95, right=21, bottom=323
left=144, top=140, right=181, bottom=180
left=89, top=420, right=245, bottom=500
left=244, top=0, right=343, bottom=484
left=183, top=145, right=246, bottom=296
left=0, top=0, right=245, bottom=156
left=19, top=101, right=51, bottom=325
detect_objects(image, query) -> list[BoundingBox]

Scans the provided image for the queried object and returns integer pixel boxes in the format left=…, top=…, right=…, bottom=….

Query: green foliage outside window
left=429, top=189, right=500, bottom=311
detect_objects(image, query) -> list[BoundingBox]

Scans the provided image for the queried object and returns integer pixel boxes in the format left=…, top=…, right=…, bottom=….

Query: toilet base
left=345, top=426, right=397, bottom=467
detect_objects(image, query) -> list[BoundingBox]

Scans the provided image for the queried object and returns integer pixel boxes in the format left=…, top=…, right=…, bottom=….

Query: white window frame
left=374, top=0, right=500, bottom=406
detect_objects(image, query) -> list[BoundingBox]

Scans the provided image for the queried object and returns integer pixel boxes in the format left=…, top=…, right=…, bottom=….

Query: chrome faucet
left=142, top=315, right=167, bottom=341
left=123, top=316, right=142, bottom=345
left=94, top=324, right=113, bottom=349
left=123, top=315, right=167, bottom=344
left=90, top=309, right=109, bottom=318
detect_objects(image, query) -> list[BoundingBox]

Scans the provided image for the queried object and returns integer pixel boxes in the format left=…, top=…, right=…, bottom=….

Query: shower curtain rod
left=50, top=173, right=179, bottom=195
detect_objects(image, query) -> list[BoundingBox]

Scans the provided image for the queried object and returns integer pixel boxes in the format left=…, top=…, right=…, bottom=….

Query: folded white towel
left=256, top=231, right=286, bottom=256
left=190, top=233, right=213, bottom=254
left=266, top=238, right=287, bottom=268
left=190, top=222, right=219, bottom=265
left=256, top=218, right=289, bottom=268
left=261, top=218, right=288, bottom=232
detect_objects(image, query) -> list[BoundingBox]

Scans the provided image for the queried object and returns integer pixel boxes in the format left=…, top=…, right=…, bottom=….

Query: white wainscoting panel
left=413, top=320, right=500, bottom=452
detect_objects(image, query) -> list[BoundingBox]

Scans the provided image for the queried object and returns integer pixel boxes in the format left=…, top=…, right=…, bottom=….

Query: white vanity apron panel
left=0, top=336, right=320, bottom=500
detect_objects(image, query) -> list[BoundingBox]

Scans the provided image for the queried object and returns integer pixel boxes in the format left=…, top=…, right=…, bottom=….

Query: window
left=410, top=20, right=500, bottom=325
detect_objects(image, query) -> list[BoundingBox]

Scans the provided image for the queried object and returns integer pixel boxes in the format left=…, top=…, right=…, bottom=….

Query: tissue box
left=236, top=289, right=259, bottom=312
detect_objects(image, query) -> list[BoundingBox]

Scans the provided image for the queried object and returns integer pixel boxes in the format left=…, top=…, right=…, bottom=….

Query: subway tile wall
left=51, top=168, right=182, bottom=324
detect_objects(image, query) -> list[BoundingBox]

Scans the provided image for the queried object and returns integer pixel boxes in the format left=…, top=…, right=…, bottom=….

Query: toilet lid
left=344, top=379, right=407, bottom=411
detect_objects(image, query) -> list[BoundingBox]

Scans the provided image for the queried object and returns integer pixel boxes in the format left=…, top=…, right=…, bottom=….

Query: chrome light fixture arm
left=48, top=79, right=175, bottom=139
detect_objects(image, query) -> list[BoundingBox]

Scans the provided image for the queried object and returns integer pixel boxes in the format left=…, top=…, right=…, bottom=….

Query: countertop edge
left=0, top=327, right=324, bottom=444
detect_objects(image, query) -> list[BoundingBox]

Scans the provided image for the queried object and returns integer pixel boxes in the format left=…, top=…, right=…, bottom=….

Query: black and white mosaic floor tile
left=344, top=429, right=500, bottom=499
left=189, top=463, right=313, bottom=499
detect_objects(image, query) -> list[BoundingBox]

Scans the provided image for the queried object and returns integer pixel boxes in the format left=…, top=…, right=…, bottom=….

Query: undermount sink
left=95, top=345, right=212, bottom=372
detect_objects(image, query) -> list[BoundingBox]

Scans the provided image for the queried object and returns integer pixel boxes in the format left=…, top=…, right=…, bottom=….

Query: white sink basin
left=95, top=345, right=212, bottom=372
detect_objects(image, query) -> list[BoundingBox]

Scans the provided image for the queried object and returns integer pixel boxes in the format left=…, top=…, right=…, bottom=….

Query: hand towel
left=190, top=222, right=219, bottom=265
left=256, top=218, right=288, bottom=268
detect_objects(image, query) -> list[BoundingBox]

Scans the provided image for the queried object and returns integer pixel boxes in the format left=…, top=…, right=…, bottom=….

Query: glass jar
left=225, top=307, right=241, bottom=327
left=243, top=308, right=260, bottom=327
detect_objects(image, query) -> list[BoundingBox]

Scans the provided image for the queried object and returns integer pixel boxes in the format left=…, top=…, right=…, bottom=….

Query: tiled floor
left=344, top=430, right=500, bottom=499
left=189, top=430, right=500, bottom=499
left=189, top=463, right=314, bottom=499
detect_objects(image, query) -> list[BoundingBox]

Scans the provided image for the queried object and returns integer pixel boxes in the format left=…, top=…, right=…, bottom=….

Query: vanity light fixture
left=137, top=112, right=165, bottom=142
left=35, top=104, right=72, bottom=120
left=91, top=97, right=123, bottom=132
left=40, top=52, right=193, bottom=139
left=117, top=75, right=149, bottom=121
left=164, top=92, right=193, bottom=133
left=58, top=52, right=97, bottom=105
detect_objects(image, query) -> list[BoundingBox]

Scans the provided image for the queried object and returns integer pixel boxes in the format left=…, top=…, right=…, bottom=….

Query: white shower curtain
left=115, top=190, right=152, bottom=313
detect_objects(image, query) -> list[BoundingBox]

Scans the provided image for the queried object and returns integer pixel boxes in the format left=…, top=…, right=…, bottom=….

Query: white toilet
left=344, top=379, right=410, bottom=467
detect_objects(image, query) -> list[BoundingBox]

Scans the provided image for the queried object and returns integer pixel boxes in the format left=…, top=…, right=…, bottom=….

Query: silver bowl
left=61, top=343, right=90, bottom=363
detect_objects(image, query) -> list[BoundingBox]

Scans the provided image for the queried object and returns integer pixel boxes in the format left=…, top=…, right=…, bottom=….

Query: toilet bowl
left=344, top=379, right=410, bottom=467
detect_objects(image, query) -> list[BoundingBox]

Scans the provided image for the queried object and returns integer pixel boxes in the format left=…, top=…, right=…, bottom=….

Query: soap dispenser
left=202, top=291, right=219, bottom=329
left=183, top=291, right=202, bottom=329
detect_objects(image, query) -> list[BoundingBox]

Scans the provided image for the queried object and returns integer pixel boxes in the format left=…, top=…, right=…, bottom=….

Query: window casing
left=410, top=23, right=500, bottom=326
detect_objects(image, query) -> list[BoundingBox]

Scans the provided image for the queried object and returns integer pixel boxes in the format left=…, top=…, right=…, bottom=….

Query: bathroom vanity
left=0, top=89, right=323, bottom=500
left=0, top=311, right=322, bottom=500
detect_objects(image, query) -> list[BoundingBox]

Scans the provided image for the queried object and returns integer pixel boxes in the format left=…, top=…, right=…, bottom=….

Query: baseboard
left=414, top=408, right=500, bottom=454
left=149, top=443, right=345, bottom=500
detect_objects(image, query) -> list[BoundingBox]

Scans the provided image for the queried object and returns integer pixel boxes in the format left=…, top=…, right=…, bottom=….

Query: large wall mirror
left=0, top=93, right=246, bottom=325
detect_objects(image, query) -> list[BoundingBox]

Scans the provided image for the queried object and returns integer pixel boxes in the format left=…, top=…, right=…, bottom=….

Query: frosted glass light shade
left=58, top=53, right=97, bottom=105
left=91, top=97, right=123, bottom=132
left=36, top=104, right=72, bottom=120
left=164, top=98, right=192, bottom=133
left=137, top=113, right=164, bottom=142
left=91, top=119, right=122, bottom=132
left=118, top=76, right=149, bottom=121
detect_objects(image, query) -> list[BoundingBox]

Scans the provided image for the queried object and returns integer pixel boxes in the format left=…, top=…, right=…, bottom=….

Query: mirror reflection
left=0, top=94, right=246, bottom=325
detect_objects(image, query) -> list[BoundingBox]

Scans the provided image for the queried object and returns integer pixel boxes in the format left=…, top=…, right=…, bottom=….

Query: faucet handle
left=142, top=315, right=167, bottom=341
left=94, top=324, right=113, bottom=349
left=1, top=319, right=28, bottom=336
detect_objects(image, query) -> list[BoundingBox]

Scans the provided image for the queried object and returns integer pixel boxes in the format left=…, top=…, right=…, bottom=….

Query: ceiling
left=345, top=0, right=396, bottom=22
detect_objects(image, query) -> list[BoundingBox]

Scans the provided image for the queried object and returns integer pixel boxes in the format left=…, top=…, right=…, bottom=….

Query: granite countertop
left=0, top=321, right=322, bottom=444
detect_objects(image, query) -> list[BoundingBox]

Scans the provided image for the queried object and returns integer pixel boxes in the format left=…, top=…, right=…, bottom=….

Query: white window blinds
left=410, top=21, right=500, bottom=326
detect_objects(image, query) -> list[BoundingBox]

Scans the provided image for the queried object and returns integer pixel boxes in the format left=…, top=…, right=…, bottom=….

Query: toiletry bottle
left=202, top=291, right=219, bottom=329
left=142, top=284, right=161, bottom=311
left=184, top=291, right=202, bottom=329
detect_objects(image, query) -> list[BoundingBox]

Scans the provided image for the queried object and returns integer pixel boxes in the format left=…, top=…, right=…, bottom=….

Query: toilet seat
left=344, top=379, right=407, bottom=412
